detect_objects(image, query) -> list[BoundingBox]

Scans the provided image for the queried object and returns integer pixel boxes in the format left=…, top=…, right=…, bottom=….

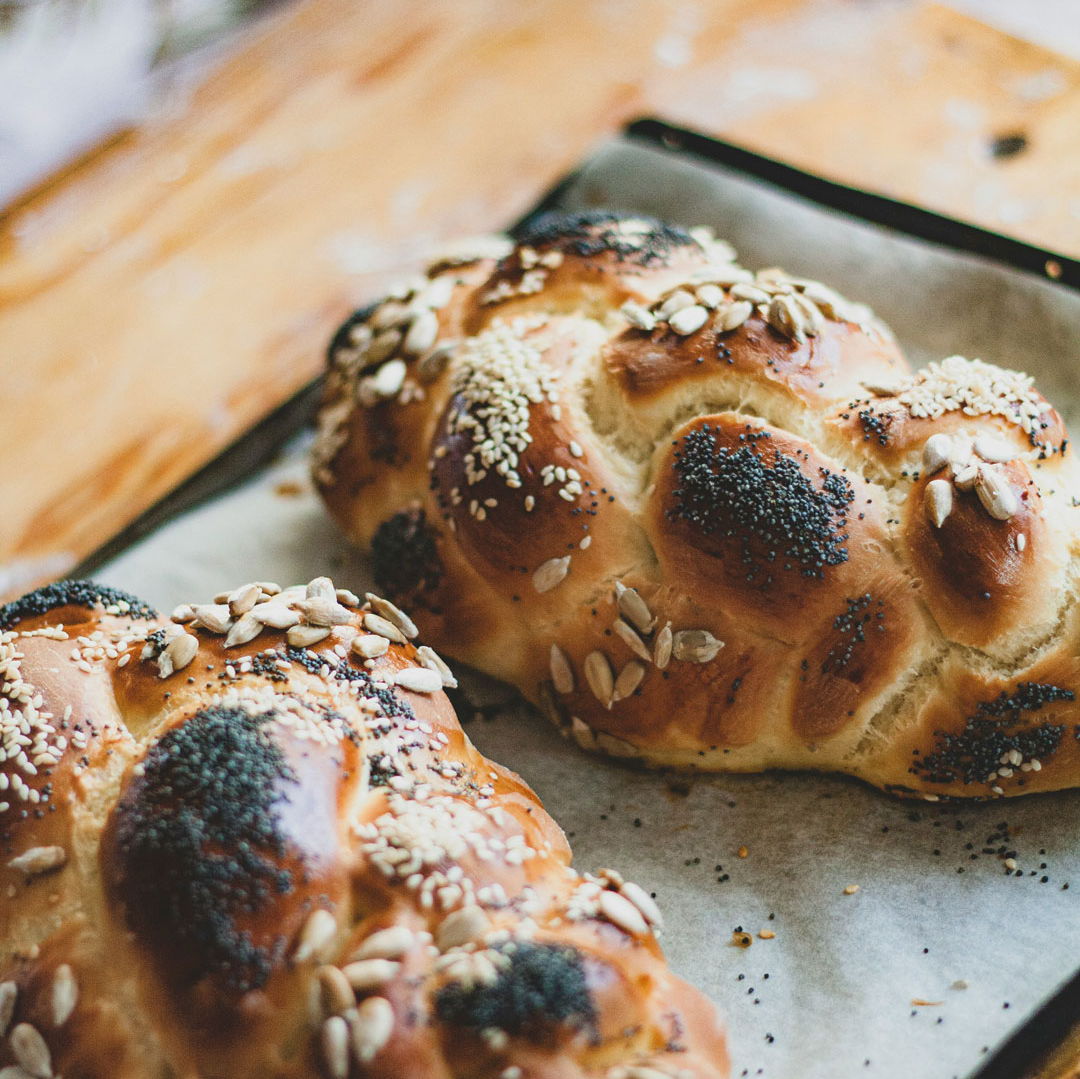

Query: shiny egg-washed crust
left=314, top=210, right=1080, bottom=801
left=0, top=578, right=727, bottom=1079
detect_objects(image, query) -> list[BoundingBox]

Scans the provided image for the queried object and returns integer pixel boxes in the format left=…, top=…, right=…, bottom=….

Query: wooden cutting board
left=2, top=0, right=1080, bottom=600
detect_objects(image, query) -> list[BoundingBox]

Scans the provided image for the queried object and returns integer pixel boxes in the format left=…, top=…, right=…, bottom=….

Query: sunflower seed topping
left=365, top=594, right=419, bottom=639
left=352, top=634, right=390, bottom=660
left=350, top=996, right=394, bottom=1064
left=10, top=1024, right=51, bottom=1079
left=403, top=309, right=439, bottom=356
left=252, top=602, right=302, bottom=629
left=363, top=613, right=406, bottom=643
left=7, top=845, right=66, bottom=879
left=436, top=905, right=489, bottom=951
left=658, top=289, right=696, bottom=319
left=416, top=645, right=457, bottom=688
left=613, top=619, right=651, bottom=663
left=613, top=661, right=646, bottom=701
left=341, top=959, right=400, bottom=992
left=621, top=301, right=656, bottom=331
left=925, top=479, right=954, bottom=528
left=163, top=631, right=199, bottom=673
left=0, top=982, right=16, bottom=1037
left=598, top=888, right=648, bottom=936
left=549, top=644, right=575, bottom=694
left=922, top=433, right=954, bottom=474
left=615, top=582, right=654, bottom=634
left=974, top=435, right=1017, bottom=464
left=294, top=909, right=337, bottom=964
left=287, top=624, right=332, bottom=648
left=668, top=303, right=709, bottom=336
left=191, top=604, right=232, bottom=634
left=224, top=612, right=262, bottom=648
left=619, top=881, right=664, bottom=929
left=49, top=965, right=76, bottom=1028
left=317, top=965, right=355, bottom=1016
left=584, top=651, right=615, bottom=708
left=321, top=1016, right=349, bottom=1079
left=394, top=667, right=443, bottom=694
left=295, top=597, right=354, bottom=627
left=672, top=630, right=724, bottom=664
left=975, top=466, right=1021, bottom=520
left=533, top=556, right=571, bottom=594
left=353, top=926, right=414, bottom=961
left=653, top=622, right=673, bottom=670
left=718, top=300, right=753, bottom=332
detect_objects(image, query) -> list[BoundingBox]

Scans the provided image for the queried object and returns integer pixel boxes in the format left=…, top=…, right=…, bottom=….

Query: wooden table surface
left=1, top=0, right=1079, bottom=603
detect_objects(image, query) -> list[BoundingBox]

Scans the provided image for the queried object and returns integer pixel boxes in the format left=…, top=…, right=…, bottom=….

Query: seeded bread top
left=0, top=575, right=729, bottom=1078
left=314, top=210, right=1080, bottom=802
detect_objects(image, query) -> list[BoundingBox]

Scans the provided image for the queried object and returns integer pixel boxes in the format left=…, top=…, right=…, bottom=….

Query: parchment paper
left=96, top=137, right=1080, bottom=1079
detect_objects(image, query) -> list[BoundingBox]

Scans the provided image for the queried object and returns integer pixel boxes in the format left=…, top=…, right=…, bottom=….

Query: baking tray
left=76, top=121, right=1080, bottom=1079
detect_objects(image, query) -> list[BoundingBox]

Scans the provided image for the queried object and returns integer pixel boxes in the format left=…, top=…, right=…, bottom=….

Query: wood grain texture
left=2, top=0, right=1080, bottom=599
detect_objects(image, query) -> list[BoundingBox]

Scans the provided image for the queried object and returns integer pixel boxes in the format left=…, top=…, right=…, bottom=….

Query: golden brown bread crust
left=313, top=210, right=1080, bottom=800
left=0, top=577, right=728, bottom=1078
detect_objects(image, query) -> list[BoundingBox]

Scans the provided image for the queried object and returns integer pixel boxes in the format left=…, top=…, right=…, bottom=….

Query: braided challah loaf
left=314, top=210, right=1080, bottom=801
left=0, top=577, right=727, bottom=1078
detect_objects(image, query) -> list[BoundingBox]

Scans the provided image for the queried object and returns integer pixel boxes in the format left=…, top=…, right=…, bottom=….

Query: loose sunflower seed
left=365, top=594, right=419, bottom=639
left=613, top=619, right=651, bottom=663
left=729, top=282, right=771, bottom=305
left=584, top=651, right=615, bottom=708
left=350, top=997, right=394, bottom=1064
left=10, top=1024, right=51, bottom=1079
left=533, top=556, right=571, bottom=594
left=653, top=622, right=673, bottom=670
left=925, top=479, right=953, bottom=528
left=975, top=466, right=1020, bottom=520
left=672, top=630, right=724, bottom=663
left=615, top=582, right=654, bottom=633
left=352, top=634, right=390, bottom=659
left=613, top=661, right=646, bottom=701
left=549, top=644, right=575, bottom=694
left=51, top=965, right=77, bottom=1027
left=170, top=603, right=196, bottom=623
